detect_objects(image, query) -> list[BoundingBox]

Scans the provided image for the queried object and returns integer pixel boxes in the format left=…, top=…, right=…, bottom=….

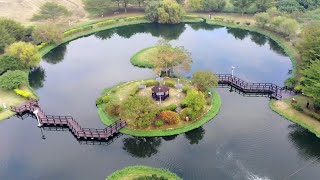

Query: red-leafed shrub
left=160, top=110, right=180, bottom=125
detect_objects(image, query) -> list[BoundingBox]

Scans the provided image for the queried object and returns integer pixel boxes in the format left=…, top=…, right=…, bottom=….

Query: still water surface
left=1, top=23, right=320, bottom=180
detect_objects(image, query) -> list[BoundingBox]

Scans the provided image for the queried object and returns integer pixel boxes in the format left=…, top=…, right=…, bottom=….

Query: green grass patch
left=130, top=46, right=158, bottom=68
left=270, top=98, right=320, bottom=138
left=106, top=165, right=182, bottom=180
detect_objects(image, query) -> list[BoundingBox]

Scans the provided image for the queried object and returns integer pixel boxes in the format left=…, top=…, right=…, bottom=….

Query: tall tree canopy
left=300, top=60, right=320, bottom=101
left=146, top=0, right=185, bottom=24
left=231, top=0, right=255, bottom=14
left=191, top=70, right=218, bottom=93
left=6, top=42, right=41, bottom=68
left=32, top=24, right=63, bottom=44
left=255, top=0, right=275, bottom=12
left=83, top=0, right=116, bottom=16
left=32, top=2, right=70, bottom=21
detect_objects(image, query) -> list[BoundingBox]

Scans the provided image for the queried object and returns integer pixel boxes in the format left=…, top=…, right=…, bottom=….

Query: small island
left=106, top=166, right=182, bottom=180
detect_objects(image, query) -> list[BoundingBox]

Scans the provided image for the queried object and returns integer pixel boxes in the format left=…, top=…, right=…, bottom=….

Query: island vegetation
left=0, top=0, right=319, bottom=138
left=106, top=165, right=182, bottom=180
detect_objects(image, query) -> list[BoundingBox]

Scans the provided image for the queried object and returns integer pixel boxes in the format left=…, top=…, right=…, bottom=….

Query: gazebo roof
left=151, top=85, right=169, bottom=93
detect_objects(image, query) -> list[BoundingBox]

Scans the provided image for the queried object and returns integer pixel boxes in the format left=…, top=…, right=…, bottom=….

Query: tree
left=300, top=60, right=320, bottom=101
left=298, top=23, right=320, bottom=66
left=32, top=24, right=63, bottom=44
left=146, top=0, right=185, bottom=24
left=0, top=18, right=26, bottom=41
left=0, top=55, right=25, bottom=72
left=231, top=0, right=255, bottom=14
left=159, top=111, right=181, bottom=124
left=188, top=0, right=204, bottom=10
left=297, top=0, right=320, bottom=10
left=254, top=12, right=270, bottom=28
left=84, top=0, right=116, bottom=16
left=0, top=70, right=28, bottom=90
left=28, top=67, right=46, bottom=90
left=191, top=70, right=218, bottom=92
left=32, top=2, right=71, bottom=21
left=255, top=0, right=275, bottom=12
left=203, top=0, right=227, bottom=12
left=181, top=90, right=206, bottom=120
left=0, top=27, right=15, bottom=52
left=276, top=0, right=304, bottom=13
left=270, top=16, right=299, bottom=37
left=120, top=95, right=158, bottom=128
left=151, top=40, right=192, bottom=76
left=6, top=42, right=41, bottom=68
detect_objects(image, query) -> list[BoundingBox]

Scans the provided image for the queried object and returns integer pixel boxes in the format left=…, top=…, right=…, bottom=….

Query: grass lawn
left=130, top=46, right=158, bottom=68
left=0, top=85, right=37, bottom=121
left=98, top=77, right=222, bottom=136
left=106, top=166, right=182, bottom=180
left=270, top=95, right=320, bottom=137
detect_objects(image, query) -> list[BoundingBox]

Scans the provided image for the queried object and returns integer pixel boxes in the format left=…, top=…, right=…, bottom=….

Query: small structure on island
left=151, top=85, right=169, bottom=101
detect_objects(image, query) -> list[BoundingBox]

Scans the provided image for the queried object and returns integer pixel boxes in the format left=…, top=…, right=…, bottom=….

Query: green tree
left=6, top=42, right=41, bottom=68
left=276, top=0, right=304, bottom=13
left=0, top=55, right=25, bottom=72
left=32, top=2, right=71, bottom=20
left=191, top=70, right=218, bottom=93
left=0, top=18, right=26, bottom=41
left=297, top=0, right=320, bottom=10
left=146, top=0, right=185, bottom=24
left=255, top=0, right=275, bottom=12
left=254, top=12, right=270, bottom=28
left=188, top=0, right=204, bottom=10
left=32, top=24, right=63, bottom=44
left=0, top=70, right=28, bottom=90
left=0, top=27, right=15, bottom=52
left=151, top=40, right=192, bottom=76
left=300, top=60, right=320, bottom=101
left=120, top=95, right=158, bottom=128
left=203, top=0, right=227, bottom=12
left=83, top=0, right=116, bottom=16
left=231, top=0, right=255, bottom=14
left=181, top=90, right=206, bottom=119
left=270, top=16, right=299, bottom=37
left=298, top=23, right=320, bottom=66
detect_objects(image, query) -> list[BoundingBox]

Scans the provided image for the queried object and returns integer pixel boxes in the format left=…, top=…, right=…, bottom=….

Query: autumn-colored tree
left=160, top=110, right=181, bottom=125
left=32, top=24, right=63, bottom=44
left=191, top=70, right=218, bottom=93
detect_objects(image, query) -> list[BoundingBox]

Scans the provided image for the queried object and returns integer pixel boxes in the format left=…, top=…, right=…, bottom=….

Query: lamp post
left=33, top=109, right=42, bottom=127
left=231, top=66, right=235, bottom=76
left=159, top=87, right=162, bottom=104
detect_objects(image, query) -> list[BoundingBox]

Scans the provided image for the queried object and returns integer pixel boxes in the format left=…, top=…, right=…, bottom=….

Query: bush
left=106, top=101, right=121, bottom=116
left=146, top=0, right=185, bottom=24
left=129, top=86, right=140, bottom=96
left=181, top=90, right=206, bottom=117
left=292, top=103, right=304, bottom=112
left=160, top=104, right=178, bottom=112
left=254, top=12, right=270, bottom=28
left=123, top=16, right=145, bottom=21
left=270, top=16, right=299, bottom=37
left=96, top=20, right=116, bottom=27
left=32, top=24, right=63, bottom=44
left=160, top=110, right=181, bottom=125
left=0, top=55, right=25, bottom=72
left=284, top=77, right=297, bottom=89
left=0, top=107, right=3, bottom=113
left=213, top=17, right=224, bottom=21
left=37, top=42, right=48, bottom=50
left=96, top=95, right=115, bottom=105
left=6, top=42, right=41, bottom=68
left=14, top=89, right=31, bottom=98
left=180, top=107, right=192, bottom=121
left=0, top=70, right=28, bottom=90
left=145, top=80, right=159, bottom=87
left=155, top=119, right=164, bottom=127
left=63, top=25, right=93, bottom=37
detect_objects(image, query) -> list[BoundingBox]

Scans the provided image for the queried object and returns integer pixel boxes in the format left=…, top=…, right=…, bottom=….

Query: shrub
left=0, top=70, right=28, bottom=90
left=6, top=42, right=41, bottom=68
left=160, top=110, right=180, bottom=125
left=154, top=119, right=164, bottom=127
left=96, top=95, right=115, bottom=105
left=32, top=24, right=63, bottom=44
left=124, top=16, right=145, bottom=21
left=180, top=107, right=192, bottom=121
left=0, top=55, right=25, bottom=72
left=292, top=103, right=304, bottom=112
left=0, top=107, right=3, bottom=113
left=254, top=12, right=270, bottom=28
left=96, top=20, right=116, bottom=27
left=181, top=90, right=206, bottom=117
left=63, top=28, right=83, bottom=37
left=182, top=86, right=191, bottom=93
left=284, top=77, right=297, bottom=89
left=106, top=101, right=121, bottom=116
left=213, top=17, right=224, bottom=21
left=145, top=80, right=158, bottom=87
left=37, top=42, right=48, bottom=50
left=14, top=89, right=31, bottom=98
left=245, top=22, right=251, bottom=26
left=160, top=104, right=178, bottom=112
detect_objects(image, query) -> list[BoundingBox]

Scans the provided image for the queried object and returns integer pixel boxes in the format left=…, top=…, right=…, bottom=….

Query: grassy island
left=97, top=78, right=221, bottom=137
left=106, top=166, right=182, bottom=180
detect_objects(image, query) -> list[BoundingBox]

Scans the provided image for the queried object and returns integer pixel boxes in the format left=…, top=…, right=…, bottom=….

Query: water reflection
left=268, top=39, right=287, bottom=56
left=250, top=32, right=267, bottom=46
left=227, top=28, right=249, bottom=40
left=43, top=44, right=67, bottom=65
left=288, top=124, right=320, bottom=160
left=95, top=29, right=116, bottom=40
left=122, top=137, right=162, bottom=158
left=162, top=135, right=178, bottom=141
left=28, top=67, right=46, bottom=89
left=189, top=23, right=223, bottom=31
left=184, top=127, right=205, bottom=145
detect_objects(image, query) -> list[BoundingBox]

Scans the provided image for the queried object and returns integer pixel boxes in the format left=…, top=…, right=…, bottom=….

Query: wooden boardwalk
left=217, top=74, right=283, bottom=99
left=11, top=100, right=126, bottom=140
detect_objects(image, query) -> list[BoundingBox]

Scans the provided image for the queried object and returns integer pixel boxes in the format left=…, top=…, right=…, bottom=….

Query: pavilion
left=151, top=85, right=169, bottom=101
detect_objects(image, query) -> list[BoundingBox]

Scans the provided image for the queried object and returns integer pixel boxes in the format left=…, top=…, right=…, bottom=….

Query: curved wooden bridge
left=11, top=100, right=126, bottom=141
left=217, top=74, right=284, bottom=99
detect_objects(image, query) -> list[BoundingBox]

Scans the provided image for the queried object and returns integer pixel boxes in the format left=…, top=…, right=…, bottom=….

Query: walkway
left=11, top=100, right=126, bottom=141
